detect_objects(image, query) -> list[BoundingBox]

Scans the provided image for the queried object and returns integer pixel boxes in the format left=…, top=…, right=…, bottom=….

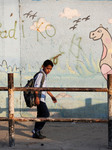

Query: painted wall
left=0, top=0, right=112, bottom=119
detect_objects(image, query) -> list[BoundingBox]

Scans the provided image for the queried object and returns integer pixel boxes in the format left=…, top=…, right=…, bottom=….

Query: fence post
left=8, top=73, right=15, bottom=147
left=108, top=74, right=112, bottom=148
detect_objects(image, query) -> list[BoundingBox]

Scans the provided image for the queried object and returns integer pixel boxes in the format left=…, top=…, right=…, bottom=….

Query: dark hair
left=43, top=59, right=54, bottom=67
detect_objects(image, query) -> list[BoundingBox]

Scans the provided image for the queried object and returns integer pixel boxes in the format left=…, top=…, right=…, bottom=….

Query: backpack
left=23, top=71, right=45, bottom=108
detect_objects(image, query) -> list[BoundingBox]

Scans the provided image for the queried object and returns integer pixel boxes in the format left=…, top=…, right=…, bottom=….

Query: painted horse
left=89, top=25, right=112, bottom=80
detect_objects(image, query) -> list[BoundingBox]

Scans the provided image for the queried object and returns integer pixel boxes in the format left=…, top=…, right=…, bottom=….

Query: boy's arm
left=35, top=91, right=40, bottom=105
left=34, top=73, right=43, bottom=105
left=47, top=91, right=57, bottom=103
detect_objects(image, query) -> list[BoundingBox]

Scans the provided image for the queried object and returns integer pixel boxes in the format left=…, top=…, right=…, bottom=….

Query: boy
left=32, top=59, right=57, bottom=139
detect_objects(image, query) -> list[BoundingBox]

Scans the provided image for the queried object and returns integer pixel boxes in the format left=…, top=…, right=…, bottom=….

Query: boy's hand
left=51, top=96, right=57, bottom=103
left=35, top=97, right=40, bottom=105
left=47, top=91, right=57, bottom=103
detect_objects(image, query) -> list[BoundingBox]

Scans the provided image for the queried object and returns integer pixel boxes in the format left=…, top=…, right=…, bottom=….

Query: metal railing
left=0, top=73, right=112, bottom=148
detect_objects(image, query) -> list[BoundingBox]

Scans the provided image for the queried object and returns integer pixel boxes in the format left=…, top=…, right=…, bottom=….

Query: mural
left=90, top=25, right=112, bottom=80
left=0, top=0, right=112, bottom=119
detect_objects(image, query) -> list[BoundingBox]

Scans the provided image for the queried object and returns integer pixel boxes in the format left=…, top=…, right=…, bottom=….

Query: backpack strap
left=34, top=71, right=45, bottom=98
left=33, top=71, right=45, bottom=88
left=39, top=71, right=45, bottom=88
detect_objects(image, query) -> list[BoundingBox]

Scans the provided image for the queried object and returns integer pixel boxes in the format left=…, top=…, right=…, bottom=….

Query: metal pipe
left=0, top=87, right=8, bottom=91
left=0, top=117, right=108, bottom=123
left=108, top=74, right=112, bottom=148
left=13, top=87, right=108, bottom=92
left=8, top=73, right=15, bottom=147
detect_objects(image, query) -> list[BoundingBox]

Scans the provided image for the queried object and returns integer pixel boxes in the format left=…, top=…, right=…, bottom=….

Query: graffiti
left=36, top=23, right=56, bottom=40
left=21, top=18, right=56, bottom=40
left=68, top=34, right=83, bottom=72
left=23, top=10, right=37, bottom=20
left=66, top=33, right=99, bottom=76
left=69, top=15, right=90, bottom=30
left=89, top=24, right=112, bottom=80
left=30, top=19, right=56, bottom=41
left=10, top=13, right=13, bottom=17
left=0, top=21, right=17, bottom=39
left=69, top=34, right=83, bottom=59
left=22, top=20, right=25, bottom=38
left=45, top=24, right=56, bottom=37
left=0, top=60, right=24, bottom=73
left=50, top=52, right=64, bottom=65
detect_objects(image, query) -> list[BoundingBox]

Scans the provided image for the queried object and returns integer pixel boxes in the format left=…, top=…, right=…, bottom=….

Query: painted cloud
left=60, top=7, right=80, bottom=19
left=30, top=18, right=51, bottom=32
left=108, top=19, right=112, bottom=24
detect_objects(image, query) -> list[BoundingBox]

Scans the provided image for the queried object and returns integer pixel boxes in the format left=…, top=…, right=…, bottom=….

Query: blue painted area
left=32, top=0, right=41, bottom=1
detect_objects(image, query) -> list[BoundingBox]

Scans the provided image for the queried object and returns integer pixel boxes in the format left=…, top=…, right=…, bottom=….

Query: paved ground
left=0, top=121, right=109, bottom=150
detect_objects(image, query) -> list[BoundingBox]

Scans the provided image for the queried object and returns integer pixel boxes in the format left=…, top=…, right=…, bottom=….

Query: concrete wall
left=0, top=0, right=112, bottom=118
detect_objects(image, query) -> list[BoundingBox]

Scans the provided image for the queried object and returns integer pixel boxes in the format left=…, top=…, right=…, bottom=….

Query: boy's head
left=42, top=60, right=54, bottom=75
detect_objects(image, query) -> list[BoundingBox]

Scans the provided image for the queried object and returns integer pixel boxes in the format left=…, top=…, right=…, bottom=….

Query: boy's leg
left=35, top=101, right=50, bottom=130
left=33, top=101, right=49, bottom=138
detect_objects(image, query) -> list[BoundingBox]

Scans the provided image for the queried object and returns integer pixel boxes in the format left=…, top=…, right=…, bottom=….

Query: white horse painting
left=89, top=25, right=112, bottom=80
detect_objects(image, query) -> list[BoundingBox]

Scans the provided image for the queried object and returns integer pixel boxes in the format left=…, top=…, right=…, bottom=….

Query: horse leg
left=101, top=64, right=112, bottom=80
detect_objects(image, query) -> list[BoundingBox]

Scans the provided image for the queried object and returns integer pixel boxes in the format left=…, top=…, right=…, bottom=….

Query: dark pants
left=35, top=101, right=50, bottom=131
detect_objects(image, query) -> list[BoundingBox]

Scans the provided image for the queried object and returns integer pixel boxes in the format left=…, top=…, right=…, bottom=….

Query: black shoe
left=32, top=131, right=46, bottom=139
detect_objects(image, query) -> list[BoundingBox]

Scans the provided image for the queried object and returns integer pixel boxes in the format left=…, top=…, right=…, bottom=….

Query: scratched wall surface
left=0, top=0, right=112, bottom=118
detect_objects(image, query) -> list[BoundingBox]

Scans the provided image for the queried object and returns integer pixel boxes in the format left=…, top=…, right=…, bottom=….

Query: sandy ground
left=0, top=121, right=109, bottom=150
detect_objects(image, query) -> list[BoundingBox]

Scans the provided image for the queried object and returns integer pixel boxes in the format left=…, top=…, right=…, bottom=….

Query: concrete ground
left=0, top=121, right=109, bottom=150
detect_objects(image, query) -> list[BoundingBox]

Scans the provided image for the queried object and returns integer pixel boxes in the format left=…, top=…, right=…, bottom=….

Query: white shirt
left=34, top=69, right=47, bottom=103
